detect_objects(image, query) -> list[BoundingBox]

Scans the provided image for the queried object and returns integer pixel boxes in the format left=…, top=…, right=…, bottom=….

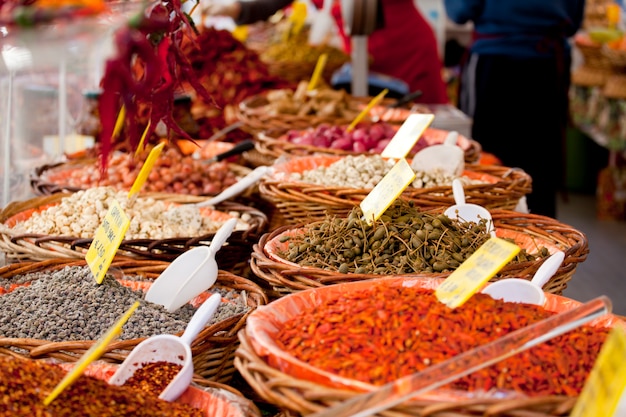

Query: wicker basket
left=0, top=193, right=267, bottom=270
left=249, top=209, right=588, bottom=299
left=236, top=328, right=577, bottom=417
left=603, top=73, right=626, bottom=99
left=571, top=65, right=611, bottom=87
left=29, top=158, right=253, bottom=197
left=603, top=45, right=626, bottom=71
left=0, top=258, right=268, bottom=383
left=234, top=292, right=620, bottom=417
left=258, top=156, right=531, bottom=226
left=252, top=128, right=482, bottom=167
left=575, top=35, right=612, bottom=70
left=235, top=92, right=412, bottom=134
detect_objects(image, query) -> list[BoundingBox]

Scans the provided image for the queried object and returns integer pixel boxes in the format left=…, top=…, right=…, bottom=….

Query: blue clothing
left=444, top=0, right=585, bottom=218
left=444, top=0, right=585, bottom=58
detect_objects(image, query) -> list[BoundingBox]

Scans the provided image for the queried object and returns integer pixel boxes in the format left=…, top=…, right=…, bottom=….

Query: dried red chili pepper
left=274, top=283, right=610, bottom=397
left=97, top=0, right=208, bottom=169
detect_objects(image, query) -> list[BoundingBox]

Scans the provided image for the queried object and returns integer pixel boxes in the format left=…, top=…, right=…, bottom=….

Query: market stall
left=0, top=0, right=624, bottom=416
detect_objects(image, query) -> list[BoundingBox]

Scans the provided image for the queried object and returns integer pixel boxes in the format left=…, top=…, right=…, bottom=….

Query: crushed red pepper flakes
left=0, top=356, right=203, bottom=416
left=122, top=361, right=183, bottom=397
left=274, top=283, right=610, bottom=397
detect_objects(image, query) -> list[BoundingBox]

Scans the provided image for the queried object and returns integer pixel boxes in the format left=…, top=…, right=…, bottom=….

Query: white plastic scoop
left=410, top=131, right=464, bottom=177
left=145, top=218, right=237, bottom=312
left=195, top=166, right=272, bottom=208
left=444, top=178, right=495, bottom=236
left=481, top=250, right=565, bottom=305
left=109, top=293, right=222, bottom=401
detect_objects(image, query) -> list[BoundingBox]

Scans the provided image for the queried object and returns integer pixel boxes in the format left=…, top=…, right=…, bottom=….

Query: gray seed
left=0, top=266, right=249, bottom=343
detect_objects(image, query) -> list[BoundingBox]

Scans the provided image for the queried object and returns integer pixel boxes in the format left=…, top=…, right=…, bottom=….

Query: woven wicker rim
left=235, top=327, right=580, bottom=417
left=249, top=209, right=588, bottom=298
left=30, top=159, right=252, bottom=197
left=0, top=258, right=268, bottom=383
left=242, top=277, right=620, bottom=401
left=236, top=92, right=411, bottom=133
left=0, top=193, right=268, bottom=263
left=259, top=156, right=532, bottom=216
left=254, top=128, right=482, bottom=165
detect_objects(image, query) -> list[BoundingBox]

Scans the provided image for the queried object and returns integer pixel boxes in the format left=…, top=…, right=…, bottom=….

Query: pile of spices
left=0, top=356, right=203, bottom=416
left=274, top=282, right=609, bottom=396
left=12, top=186, right=250, bottom=240
left=0, top=266, right=249, bottom=342
left=122, top=361, right=183, bottom=397
left=278, top=200, right=546, bottom=275
left=289, top=154, right=486, bottom=190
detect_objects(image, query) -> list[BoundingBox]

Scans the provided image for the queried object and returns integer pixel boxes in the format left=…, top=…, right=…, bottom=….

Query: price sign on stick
left=128, top=141, right=165, bottom=198
left=133, top=120, right=152, bottom=158
left=571, top=326, right=626, bottom=417
left=360, top=158, right=416, bottom=225
left=346, top=89, right=389, bottom=132
left=381, top=113, right=435, bottom=160
left=86, top=199, right=130, bottom=284
left=308, top=53, right=328, bottom=91
left=284, top=0, right=307, bottom=40
left=43, top=301, right=140, bottom=405
left=436, top=237, right=520, bottom=309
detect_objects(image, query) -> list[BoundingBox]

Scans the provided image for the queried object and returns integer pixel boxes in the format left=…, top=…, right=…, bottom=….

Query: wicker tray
left=0, top=193, right=268, bottom=270
left=234, top=284, right=621, bottom=417
left=235, top=92, right=413, bottom=134
left=249, top=209, right=588, bottom=299
left=236, top=329, right=577, bottom=417
left=0, top=258, right=268, bottom=383
left=30, top=157, right=252, bottom=197
left=258, top=156, right=531, bottom=226
left=252, top=127, right=482, bottom=168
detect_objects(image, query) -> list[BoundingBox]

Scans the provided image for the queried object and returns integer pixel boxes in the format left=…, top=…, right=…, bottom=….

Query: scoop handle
left=195, top=166, right=271, bottom=208
left=308, top=296, right=611, bottom=417
left=179, top=293, right=222, bottom=346
left=530, top=250, right=566, bottom=289
left=444, top=131, right=459, bottom=146
left=451, top=178, right=466, bottom=205
left=206, top=217, right=238, bottom=256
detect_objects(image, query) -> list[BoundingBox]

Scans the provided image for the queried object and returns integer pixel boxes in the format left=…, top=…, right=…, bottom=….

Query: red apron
left=314, top=0, right=448, bottom=103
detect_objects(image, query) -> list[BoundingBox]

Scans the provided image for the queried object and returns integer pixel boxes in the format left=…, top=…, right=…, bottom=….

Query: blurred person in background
left=445, top=0, right=585, bottom=218
left=205, top=0, right=449, bottom=104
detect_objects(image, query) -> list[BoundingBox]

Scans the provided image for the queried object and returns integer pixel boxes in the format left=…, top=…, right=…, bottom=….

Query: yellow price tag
left=86, top=199, right=131, bottom=284
left=43, top=301, right=140, bottom=405
left=232, top=25, right=249, bottom=42
left=436, top=237, right=520, bottom=309
left=289, top=1, right=307, bottom=36
left=134, top=120, right=152, bottom=158
left=381, top=113, right=435, bottom=160
left=129, top=141, right=165, bottom=198
left=112, top=105, right=126, bottom=141
left=571, top=326, right=626, bottom=417
left=360, top=158, right=416, bottom=225
left=347, top=89, right=389, bottom=132
left=308, top=53, right=328, bottom=91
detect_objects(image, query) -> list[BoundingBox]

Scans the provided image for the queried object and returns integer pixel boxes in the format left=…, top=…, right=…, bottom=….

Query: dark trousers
left=462, top=53, right=570, bottom=218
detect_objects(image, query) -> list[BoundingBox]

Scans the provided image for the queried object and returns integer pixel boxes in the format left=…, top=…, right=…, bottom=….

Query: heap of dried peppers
left=274, top=283, right=609, bottom=397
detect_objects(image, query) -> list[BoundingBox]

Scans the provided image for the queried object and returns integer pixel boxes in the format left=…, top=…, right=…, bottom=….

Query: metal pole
left=351, top=35, right=368, bottom=97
